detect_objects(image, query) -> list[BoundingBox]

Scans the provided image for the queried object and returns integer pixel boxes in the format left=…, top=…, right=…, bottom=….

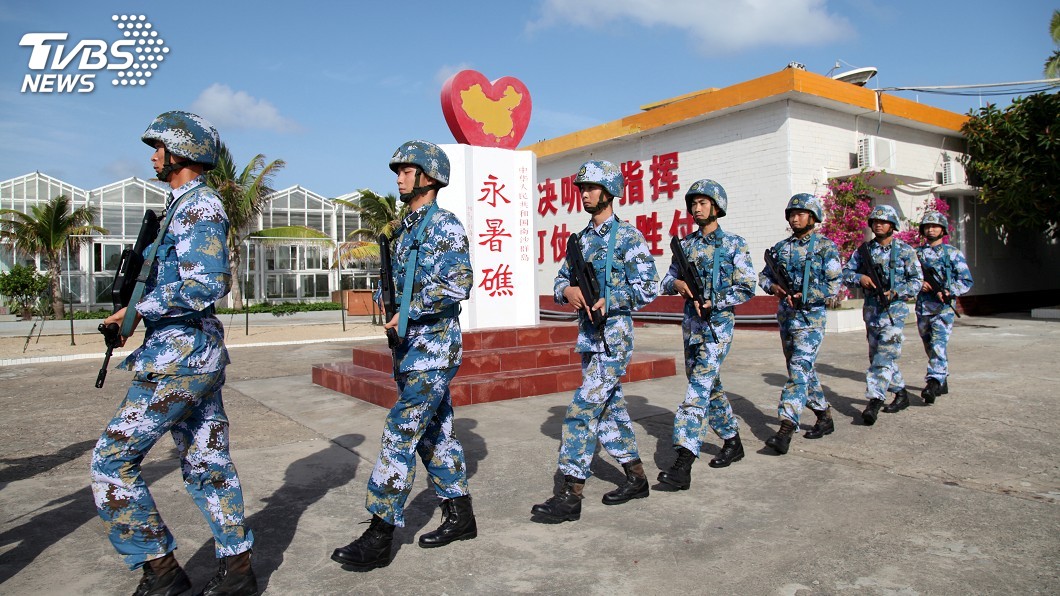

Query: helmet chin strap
left=399, top=169, right=442, bottom=203
left=584, top=195, right=612, bottom=215
left=792, top=222, right=815, bottom=236
left=156, top=149, right=187, bottom=182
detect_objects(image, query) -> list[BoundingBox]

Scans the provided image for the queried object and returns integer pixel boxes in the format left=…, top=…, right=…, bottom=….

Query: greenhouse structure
left=0, top=171, right=374, bottom=311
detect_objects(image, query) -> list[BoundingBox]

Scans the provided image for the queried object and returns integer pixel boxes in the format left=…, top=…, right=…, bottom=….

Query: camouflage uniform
left=759, top=231, right=842, bottom=427
left=90, top=176, right=253, bottom=570
left=553, top=214, right=659, bottom=480
left=842, top=237, right=923, bottom=401
left=915, top=243, right=972, bottom=385
left=366, top=201, right=473, bottom=526
left=661, top=227, right=756, bottom=451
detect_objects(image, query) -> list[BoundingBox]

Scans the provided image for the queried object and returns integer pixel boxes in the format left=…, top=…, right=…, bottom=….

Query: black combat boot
left=197, top=550, right=257, bottom=596
left=861, top=399, right=884, bottom=425
left=940, top=379, right=949, bottom=395
left=657, top=446, right=696, bottom=490
left=921, top=378, right=942, bottom=404
left=531, top=475, right=584, bottom=522
left=418, top=495, right=478, bottom=548
left=804, top=407, right=834, bottom=439
left=765, top=420, right=797, bottom=455
left=883, top=388, right=910, bottom=413
left=331, top=515, right=395, bottom=570
left=133, top=552, right=191, bottom=596
left=601, top=459, right=649, bottom=505
left=709, top=434, right=745, bottom=468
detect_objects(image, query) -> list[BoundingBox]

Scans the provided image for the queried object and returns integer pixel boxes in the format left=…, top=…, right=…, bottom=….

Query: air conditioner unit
left=857, top=136, right=896, bottom=171
left=941, top=158, right=961, bottom=185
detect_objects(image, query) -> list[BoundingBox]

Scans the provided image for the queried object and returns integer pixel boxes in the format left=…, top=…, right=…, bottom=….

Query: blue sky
left=1, top=1, right=1055, bottom=199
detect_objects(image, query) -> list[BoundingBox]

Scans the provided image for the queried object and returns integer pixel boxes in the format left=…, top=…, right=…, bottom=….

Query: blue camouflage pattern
left=366, top=367, right=468, bottom=526
left=552, top=214, right=658, bottom=479
left=868, top=204, right=901, bottom=229
left=389, top=140, right=450, bottom=186
left=141, top=111, right=220, bottom=169
left=675, top=341, right=739, bottom=448
left=365, top=199, right=472, bottom=526
left=685, top=179, right=728, bottom=217
left=785, top=193, right=823, bottom=222
left=554, top=215, right=659, bottom=353
left=574, top=159, right=624, bottom=198
left=843, top=238, right=923, bottom=400
left=759, top=231, right=842, bottom=425
left=557, top=351, right=641, bottom=479
left=119, top=176, right=231, bottom=376
left=91, top=369, right=253, bottom=570
left=662, top=227, right=755, bottom=446
left=916, top=243, right=973, bottom=383
left=388, top=202, right=473, bottom=374
left=661, top=227, right=756, bottom=346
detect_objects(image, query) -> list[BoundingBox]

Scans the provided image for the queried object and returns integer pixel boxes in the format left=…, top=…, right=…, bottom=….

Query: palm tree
left=0, top=195, right=106, bottom=318
left=333, top=190, right=406, bottom=266
left=1046, top=10, right=1060, bottom=79
left=207, top=142, right=286, bottom=309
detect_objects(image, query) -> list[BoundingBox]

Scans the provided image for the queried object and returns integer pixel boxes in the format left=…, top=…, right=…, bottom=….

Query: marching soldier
left=90, top=111, right=257, bottom=596
left=657, top=179, right=756, bottom=490
left=842, top=204, right=923, bottom=425
left=531, top=159, right=659, bottom=523
left=332, top=140, right=477, bottom=569
left=915, top=211, right=973, bottom=403
left=760, top=194, right=843, bottom=454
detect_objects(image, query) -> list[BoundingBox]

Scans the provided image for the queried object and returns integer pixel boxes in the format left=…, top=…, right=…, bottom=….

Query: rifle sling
left=119, top=183, right=203, bottom=338
left=397, top=201, right=439, bottom=338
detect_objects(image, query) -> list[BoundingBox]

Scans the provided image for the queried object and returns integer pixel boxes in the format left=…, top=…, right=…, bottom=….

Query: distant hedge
left=67, top=301, right=344, bottom=320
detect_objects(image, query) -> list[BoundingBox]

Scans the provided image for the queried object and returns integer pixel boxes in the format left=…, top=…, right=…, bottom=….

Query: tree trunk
left=49, top=258, right=64, bottom=319
left=229, top=256, right=244, bottom=310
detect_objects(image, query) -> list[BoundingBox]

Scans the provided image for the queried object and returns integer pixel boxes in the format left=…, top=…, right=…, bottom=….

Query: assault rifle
left=96, top=209, right=159, bottom=388
left=856, top=242, right=894, bottom=325
left=763, top=247, right=802, bottom=309
left=378, top=233, right=401, bottom=351
left=565, top=233, right=605, bottom=327
left=923, top=265, right=960, bottom=318
left=855, top=243, right=891, bottom=309
left=670, top=236, right=718, bottom=343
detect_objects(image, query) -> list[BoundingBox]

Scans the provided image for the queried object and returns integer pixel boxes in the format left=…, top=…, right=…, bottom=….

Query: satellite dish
left=832, top=67, right=877, bottom=86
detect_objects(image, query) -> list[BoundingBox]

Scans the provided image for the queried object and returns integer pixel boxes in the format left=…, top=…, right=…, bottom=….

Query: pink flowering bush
left=819, top=172, right=886, bottom=304
left=897, top=196, right=952, bottom=246
left=820, top=171, right=954, bottom=306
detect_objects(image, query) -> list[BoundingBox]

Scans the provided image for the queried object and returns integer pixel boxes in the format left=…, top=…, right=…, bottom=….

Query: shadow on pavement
left=0, top=439, right=97, bottom=484
left=183, top=434, right=365, bottom=592
left=0, top=459, right=177, bottom=585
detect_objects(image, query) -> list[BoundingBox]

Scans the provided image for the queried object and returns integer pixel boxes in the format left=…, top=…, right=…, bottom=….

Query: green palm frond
left=335, top=240, right=379, bottom=266
left=247, top=225, right=332, bottom=246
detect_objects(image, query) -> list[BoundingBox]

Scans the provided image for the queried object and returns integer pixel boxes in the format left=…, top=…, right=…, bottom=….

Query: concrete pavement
left=0, top=312, right=1057, bottom=595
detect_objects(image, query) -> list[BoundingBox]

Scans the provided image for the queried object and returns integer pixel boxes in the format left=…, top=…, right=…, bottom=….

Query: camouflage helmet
left=141, top=110, right=220, bottom=170
left=389, top=140, right=450, bottom=187
left=785, top=193, right=823, bottom=222
left=686, top=179, right=728, bottom=217
left=868, top=204, right=900, bottom=229
left=574, top=160, right=624, bottom=198
left=919, top=211, right=948, bottom=235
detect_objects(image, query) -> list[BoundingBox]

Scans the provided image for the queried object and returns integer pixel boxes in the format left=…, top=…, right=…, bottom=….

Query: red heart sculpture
left=441, top=70, right=532, bottom=149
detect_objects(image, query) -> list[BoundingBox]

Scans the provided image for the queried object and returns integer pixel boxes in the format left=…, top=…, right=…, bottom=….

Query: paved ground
left=0, top=312, right=1057, bottom=595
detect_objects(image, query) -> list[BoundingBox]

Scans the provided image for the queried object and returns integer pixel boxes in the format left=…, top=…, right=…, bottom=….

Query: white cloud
left=529, top=0, right=853, bottom=53
left=190, top=84, right=301, bottom=133
left=435, top=63, right=474, bottom=87
left=103, top=159, right=143, bottom=181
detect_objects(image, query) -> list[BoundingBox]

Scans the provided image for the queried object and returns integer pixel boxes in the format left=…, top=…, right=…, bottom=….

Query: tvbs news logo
left=18, top=14, right=169, bottom=94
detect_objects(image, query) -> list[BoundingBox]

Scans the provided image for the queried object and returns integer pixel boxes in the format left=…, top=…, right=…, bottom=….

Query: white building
left=523, top=66, right=1060, bottom=315
left=0, top=172, right=371, bottom=310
